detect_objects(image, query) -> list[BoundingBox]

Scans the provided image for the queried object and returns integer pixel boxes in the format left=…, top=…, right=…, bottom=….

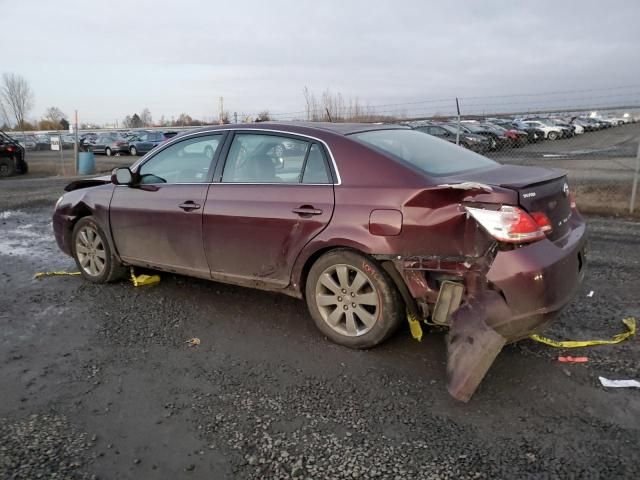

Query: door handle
left=292, top=206, right=323, bottom=216
left=179, top=201, right=201, bottom=212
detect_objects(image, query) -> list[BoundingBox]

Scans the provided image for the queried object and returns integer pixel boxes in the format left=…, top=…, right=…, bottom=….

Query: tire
left=71, top=216, right=127, bottom=284
left=305, top=250, right=403, bottom=349
left=547, top=131, right=559, bottom=141
left=0, top=158, right=16, bottom=177
left=105, top=147, right=112, bottom=157
left=130, top=146, right=137, bottom=156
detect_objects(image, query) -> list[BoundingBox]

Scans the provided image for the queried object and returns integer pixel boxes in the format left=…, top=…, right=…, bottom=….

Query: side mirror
left=111, top=167, right=134, bottom=185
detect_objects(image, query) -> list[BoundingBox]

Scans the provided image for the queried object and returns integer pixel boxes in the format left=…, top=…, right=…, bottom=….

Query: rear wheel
left=305, top=250, right=403, bottom=349
left=72, top=216, right=126, bottom=283
left=130, top=146, right=137, bottom=156
left=0, top=159, right=15, bottom=177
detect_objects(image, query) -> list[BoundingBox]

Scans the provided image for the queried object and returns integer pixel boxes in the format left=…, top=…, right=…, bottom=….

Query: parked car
left=515, top=120, right=564, bottom=140
left=481, top=122, right=528, bottom=148
left=492, top=119, right=544, bottom=143
left=459, top=121, right=511, bottom=150
left=411, top=123, right=491, bottom=152
left=0, top=129, right=28, bottom=177
left=128, top=130, right=173, bottom=156
left=80, top=133, right=98, bottom=151
left=52, top=122, right=587, bottom=401
left=34, top=134, right=51, bottom=150
left=11, top=134, right=37, bottom=151
left=91, top=132, right=130, bottom=156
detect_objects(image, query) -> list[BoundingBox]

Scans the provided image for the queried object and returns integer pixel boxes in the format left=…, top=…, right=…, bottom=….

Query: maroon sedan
left=53, top=123, right=586, bottom=401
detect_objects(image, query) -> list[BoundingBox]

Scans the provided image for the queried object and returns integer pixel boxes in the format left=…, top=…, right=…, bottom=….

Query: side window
left=302, top=144, right=330, bottom=184
left=221, top=133, right=310, bottom=183
left=138, top=134, right=223, bottom=184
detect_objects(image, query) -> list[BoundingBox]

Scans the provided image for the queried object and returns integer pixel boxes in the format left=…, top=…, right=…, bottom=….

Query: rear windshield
left=350, top=129, right=497, bottom=176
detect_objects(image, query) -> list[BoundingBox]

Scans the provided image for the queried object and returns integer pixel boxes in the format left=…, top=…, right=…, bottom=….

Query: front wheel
left=72, top=216, right=127, bottom=283
left=305, top=250, right=403, bottom=349
left=547, top=131, right=559, bottom=140
left=105, top=147, right=112, bottom=156
left=130, top=146, right=137, bottom=156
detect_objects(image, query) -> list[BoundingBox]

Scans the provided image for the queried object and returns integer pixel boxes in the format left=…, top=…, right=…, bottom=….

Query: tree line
left=1, top=71, right=399, bottom=132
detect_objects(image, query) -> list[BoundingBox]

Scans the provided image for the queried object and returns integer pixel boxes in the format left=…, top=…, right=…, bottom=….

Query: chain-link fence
left=399, top=110, right=640, bottom=217
left=3, top=91, right=640, bottom=216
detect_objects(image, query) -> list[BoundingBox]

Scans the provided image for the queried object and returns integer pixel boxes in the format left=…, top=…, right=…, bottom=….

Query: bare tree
left=43, top=106, right=67, bottom=126
left=256, top=110, right=271, bottom=122
left=1, top=73, right=34, bottom=129
left=140, top=108, right=152, bottom=126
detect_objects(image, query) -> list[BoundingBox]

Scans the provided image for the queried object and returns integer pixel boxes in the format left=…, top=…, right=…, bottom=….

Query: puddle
left=0, top=208, right=59, bottom=260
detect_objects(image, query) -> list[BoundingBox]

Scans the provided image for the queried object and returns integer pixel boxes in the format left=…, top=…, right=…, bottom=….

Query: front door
left=109, top=133, right=225, bottom=277
left=203, top=132, right=335, bottom=288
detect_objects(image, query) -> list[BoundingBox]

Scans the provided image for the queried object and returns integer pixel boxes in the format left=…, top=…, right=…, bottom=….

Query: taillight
left=116, top=141, right=126, bottom=146
left=465, top=205, right=546, bottom=243
left=569, top=192, right=577, bottom=210
left=530, top=211, right=552, bottom=233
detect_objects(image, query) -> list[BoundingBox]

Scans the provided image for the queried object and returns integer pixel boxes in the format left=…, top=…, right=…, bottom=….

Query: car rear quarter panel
left=290, top=149, right=518, bottom=292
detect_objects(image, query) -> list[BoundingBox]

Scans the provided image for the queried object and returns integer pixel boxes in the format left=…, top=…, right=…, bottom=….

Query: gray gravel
left=1, top=180, right=639, bottom=479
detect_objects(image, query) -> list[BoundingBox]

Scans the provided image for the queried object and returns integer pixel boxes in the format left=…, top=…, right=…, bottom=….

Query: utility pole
left=74, top=110, right=79, bottom=175
left=219, top=96, right=224, bottom=124
left=455, top=98, right=461, bottom=146
left=233, top=111, right=238, bottom=124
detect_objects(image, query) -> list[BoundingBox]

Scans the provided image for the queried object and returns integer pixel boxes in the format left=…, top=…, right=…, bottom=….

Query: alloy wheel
left=315, top=264, right=380, bottom=337
left=75, top=225, right=107, bottom=276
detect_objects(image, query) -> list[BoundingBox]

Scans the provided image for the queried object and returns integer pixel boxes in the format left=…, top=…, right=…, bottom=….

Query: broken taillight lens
left=530, top=211, right=552, bottom=233
left=465, top=205, right=546, bottom=243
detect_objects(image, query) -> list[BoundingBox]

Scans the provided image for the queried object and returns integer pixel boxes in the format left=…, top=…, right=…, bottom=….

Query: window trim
left=216, top=131, right=333, bottom=186
left=130, top=127, right=341, bottom=186
left=134, top=131, right=228, bottom=185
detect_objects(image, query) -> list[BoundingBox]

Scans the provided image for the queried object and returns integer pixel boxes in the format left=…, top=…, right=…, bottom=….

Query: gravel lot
left=1, top=148, right=639, bottom=479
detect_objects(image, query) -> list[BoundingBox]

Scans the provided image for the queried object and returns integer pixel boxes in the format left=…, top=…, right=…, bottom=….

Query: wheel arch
left=295, top=244, right=370, bottom=300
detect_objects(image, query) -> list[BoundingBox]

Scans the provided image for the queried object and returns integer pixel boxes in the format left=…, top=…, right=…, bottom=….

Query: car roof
left=184, top=121, right=408, bottom=137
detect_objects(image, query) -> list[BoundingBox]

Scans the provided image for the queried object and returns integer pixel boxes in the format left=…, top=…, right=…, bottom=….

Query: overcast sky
left=2, top=0, right=640, bottom=124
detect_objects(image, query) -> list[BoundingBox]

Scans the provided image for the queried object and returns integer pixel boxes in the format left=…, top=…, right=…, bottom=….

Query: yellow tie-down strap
left=34, top=271, right=81, bottom=279
left=407, top=311, right=424, bottom=342
left=129, top=267, right=160, bottom=287
left=530, top=317, right=636, bottom=348
left=34, top=269, right=160, bottom=287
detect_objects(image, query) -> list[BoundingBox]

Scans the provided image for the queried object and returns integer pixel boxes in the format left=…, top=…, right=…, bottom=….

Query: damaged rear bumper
left=385, top=217, right=587, bottom=402
left=484, top=218, right=587, bottom=340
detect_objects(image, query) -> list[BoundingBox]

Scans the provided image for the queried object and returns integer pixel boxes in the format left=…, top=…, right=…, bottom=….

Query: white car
left=570, top=123, right=584, bottom=134
left=516, top=121, right=564, bottom=140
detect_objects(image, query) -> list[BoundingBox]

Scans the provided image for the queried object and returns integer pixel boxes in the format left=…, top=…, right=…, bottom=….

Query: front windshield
left=351, top=129, right=497, bottom=176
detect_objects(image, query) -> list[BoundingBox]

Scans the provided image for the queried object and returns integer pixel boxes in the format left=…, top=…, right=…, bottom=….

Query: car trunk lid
left=442, top=164, right=572, bottom=241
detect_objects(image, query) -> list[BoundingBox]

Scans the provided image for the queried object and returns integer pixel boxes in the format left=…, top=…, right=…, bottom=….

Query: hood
left=64, top=175, right=111, bottom=192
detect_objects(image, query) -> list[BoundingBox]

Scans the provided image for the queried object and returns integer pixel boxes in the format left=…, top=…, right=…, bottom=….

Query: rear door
left=109, top=133, right=225, bottom=277
left=203, top=131, right=335, bottom=288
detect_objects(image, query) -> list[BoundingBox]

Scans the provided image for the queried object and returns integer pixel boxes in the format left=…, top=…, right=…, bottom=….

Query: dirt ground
left=0, top=170, right=639, bottom=479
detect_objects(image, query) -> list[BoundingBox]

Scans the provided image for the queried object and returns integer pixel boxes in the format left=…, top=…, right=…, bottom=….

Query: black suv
left=0, top=130, right=28, bottom=177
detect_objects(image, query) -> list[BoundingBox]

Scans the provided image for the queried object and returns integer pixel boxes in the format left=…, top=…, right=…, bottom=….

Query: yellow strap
left=34, top=271, right=81, bottom=279
left=129, top=267, right=160, bottom=287
left=407, top=312, right=423, bottom=342
left=33, top=269, right=160, bottom=287
left=530, top=317, right=636, bottom=348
